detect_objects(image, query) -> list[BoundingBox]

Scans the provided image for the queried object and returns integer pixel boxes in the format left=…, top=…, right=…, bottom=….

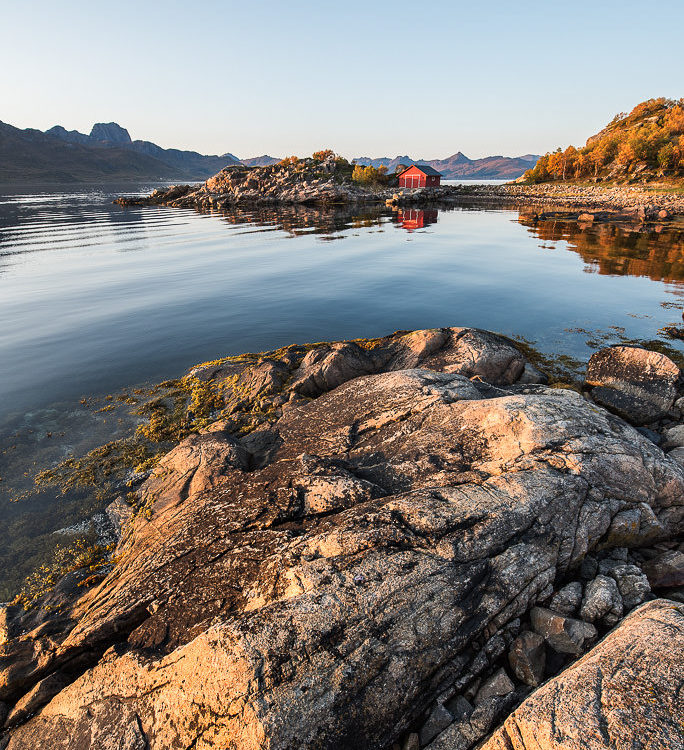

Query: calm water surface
left=1, top=183, right=683, bottom=597
left=3, top=185, right=683, bottom=417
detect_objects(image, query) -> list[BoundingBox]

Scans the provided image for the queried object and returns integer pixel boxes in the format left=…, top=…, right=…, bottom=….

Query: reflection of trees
left=518, top=215, right=684, bottom=284
left=195, top=204, right=389, bottom=237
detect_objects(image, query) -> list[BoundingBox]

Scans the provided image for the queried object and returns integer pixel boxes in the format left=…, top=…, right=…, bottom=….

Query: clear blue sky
left=1, top=0, right=682, bottom=160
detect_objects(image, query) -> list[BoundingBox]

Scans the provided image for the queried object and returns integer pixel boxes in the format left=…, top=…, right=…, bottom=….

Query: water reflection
left=195, top=203, right=388, bottom=237
left=518, top=213, right=684, bottom=285
left=395, top=208, right=439, bottom=231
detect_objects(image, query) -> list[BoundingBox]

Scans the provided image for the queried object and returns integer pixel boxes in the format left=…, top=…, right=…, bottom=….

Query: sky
left=1, top=0, right=682, bottom=160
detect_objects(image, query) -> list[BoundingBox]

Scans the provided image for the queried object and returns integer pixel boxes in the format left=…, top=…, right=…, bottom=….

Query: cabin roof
left=399, top=164, right=442, bottom=177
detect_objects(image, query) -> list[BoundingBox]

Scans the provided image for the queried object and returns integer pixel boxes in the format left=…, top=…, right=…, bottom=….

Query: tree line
left=525, top=98, right=684, bottom=183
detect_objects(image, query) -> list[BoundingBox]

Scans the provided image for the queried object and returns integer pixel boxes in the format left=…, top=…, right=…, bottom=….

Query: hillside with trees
left=524, top=98, right=684, bottom=184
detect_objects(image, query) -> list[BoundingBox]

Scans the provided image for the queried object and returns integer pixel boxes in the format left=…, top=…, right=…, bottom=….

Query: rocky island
left=1, top=327, right=683, bottom=749
left=116, top=161, right=684, bottom=225
left=115, top=98, right=684, bottom=225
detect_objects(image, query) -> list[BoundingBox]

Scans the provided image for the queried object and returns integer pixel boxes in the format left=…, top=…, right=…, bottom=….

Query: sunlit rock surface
left=1, top=329, right=683, bottom=749
left=481, top=600, right=684, bottom=750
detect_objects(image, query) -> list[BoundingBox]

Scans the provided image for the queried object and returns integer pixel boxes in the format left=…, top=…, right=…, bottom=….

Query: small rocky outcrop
left=116, top=157, right=384, bottom=208
left=584, top=345, right=680, bottom=424
left=482, top=600, right=684, bottom=750
left=1, top=328, right=683, bottom=750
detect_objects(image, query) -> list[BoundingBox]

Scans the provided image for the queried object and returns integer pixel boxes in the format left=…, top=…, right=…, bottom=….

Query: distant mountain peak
left=89, top=122, right=131, bottom=144
left=240, top=155, right=281, bottom=167
left=445, top=151, right=470, bottom=163
left=352, top=151, right=539, bottom=180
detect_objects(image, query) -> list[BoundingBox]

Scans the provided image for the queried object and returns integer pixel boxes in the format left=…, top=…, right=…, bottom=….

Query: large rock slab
left=481, top=600, right=684, bottom=750
left=585, top=345, right=680, bottom=424
left=3, top=355, right=684, bottom=748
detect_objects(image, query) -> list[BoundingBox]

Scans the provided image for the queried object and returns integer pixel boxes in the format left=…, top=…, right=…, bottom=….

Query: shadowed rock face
left=481, top=599, right=684, bottom=750
left=2, top=331, right=683, bottom=749
left=585, top=345, right=680, bottom=425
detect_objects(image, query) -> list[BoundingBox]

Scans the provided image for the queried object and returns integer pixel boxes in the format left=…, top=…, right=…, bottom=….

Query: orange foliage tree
left=523, top=98, right=684, bottom=183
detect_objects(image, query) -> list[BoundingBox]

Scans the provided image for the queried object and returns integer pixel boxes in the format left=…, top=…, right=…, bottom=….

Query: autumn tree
left=521, top=97, right=684, bottom=183
left=312, top=149, right=335, bottom=162
left=352, top=165, right=389, bottom=185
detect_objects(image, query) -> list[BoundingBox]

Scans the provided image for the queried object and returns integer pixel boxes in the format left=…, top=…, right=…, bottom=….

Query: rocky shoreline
left=115, top=155, right=684, bottom=224
left=1, top=327, right=683, bottom=749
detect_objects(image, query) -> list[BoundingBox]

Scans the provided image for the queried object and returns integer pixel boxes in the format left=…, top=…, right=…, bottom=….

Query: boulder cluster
left=115, top=156, right=379, bottom=208
left=0, top=328, right=682, bottom=749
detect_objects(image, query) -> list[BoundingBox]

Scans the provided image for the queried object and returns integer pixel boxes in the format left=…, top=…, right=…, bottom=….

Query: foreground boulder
left=482, top=599, right=684, bottom=750
left=585, top=345, right=680, bottom=424
left=2, top=330, right=683, bottom=749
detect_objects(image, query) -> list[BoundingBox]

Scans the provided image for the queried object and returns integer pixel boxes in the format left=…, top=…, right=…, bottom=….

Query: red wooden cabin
left=397, top=164, right=442, bottom=188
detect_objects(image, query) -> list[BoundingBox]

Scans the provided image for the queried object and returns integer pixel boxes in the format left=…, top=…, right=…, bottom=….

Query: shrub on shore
left=351, top=164, right=389, bottom=185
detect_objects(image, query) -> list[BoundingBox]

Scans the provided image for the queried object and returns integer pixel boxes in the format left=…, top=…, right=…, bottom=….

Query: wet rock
left=508, top=631, right=545, bottom=686
left=548, top=581, right=583, bottom=616
left=482, top=600, right=684, bottom=750
left=579, top=575, right=623, bottom=626
left=115, top=184, right=192, bottom=206
left=105, top=496, right=134, bottom=540
left=530, top=607, right=598, bottom=654
left=419, top=703, right=454, bottom=745
left=474, top=668, right=515, bottom=705
left=642, top=550, right=684, bottom=588
left=516, top=363, right=548, bottom=385
left=585, top=345, right=680, bottom=424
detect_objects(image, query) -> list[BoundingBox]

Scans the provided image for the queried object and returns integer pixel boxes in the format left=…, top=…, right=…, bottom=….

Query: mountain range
left=353, top=152, right=540, bottom=179
left=0, top=120, right=539, bottom=183
left=0, top=121, right=281, bottom=183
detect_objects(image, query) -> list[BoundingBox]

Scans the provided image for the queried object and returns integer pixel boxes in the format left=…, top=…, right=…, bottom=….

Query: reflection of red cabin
left=397, top=208, right=438, bottom=230
left=398, top=164, right=442, bottom=188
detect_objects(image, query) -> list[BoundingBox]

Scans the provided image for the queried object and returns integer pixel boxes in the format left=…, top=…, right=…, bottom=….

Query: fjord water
left=2, top=185, right=684, bottom=420
left=1, top=184, right=684, bottom=597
